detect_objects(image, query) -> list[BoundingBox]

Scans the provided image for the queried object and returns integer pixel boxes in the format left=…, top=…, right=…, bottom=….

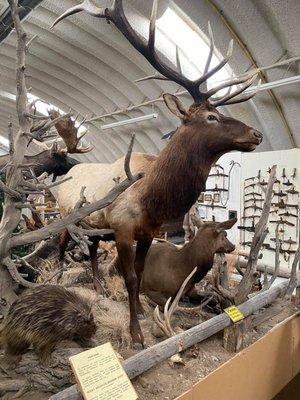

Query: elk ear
left=190, top=214, right=203, bottom=229
left=50, top=142, right=58, bottom=156
left=163, top=94, right=188, bottom=120
left=216, top=218, right=237, bottom=233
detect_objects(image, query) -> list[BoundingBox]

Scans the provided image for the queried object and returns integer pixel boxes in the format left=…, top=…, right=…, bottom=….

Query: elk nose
left=251, top=129, right=263, bottom=142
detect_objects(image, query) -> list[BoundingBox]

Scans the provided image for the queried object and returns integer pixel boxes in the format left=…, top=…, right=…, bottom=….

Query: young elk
left=141, top=218, right=237, bottom=307
left=53, top=0, right=263, bottom=346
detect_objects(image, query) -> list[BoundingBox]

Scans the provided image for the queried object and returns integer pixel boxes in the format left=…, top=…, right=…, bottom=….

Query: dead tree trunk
left=0, top=0, right=31, bottom=306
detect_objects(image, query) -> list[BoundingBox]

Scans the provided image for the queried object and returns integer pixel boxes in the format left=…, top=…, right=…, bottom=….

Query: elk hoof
left=130, top=326, right=144, bottom=349
left=132, top=342, right=145, bottom=351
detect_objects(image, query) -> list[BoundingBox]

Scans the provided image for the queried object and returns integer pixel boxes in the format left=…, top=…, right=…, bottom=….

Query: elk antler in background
left=52, top=0, right=260, bottom=105
left=153, top=267, right=197, bottom=337
left=48, top=109, right=93, bottom=154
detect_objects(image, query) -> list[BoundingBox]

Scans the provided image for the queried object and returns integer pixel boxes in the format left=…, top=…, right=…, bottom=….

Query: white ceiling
left=0, top=0, right=299, bottom=163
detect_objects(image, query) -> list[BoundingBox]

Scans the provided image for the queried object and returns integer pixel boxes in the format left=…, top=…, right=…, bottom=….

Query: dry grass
left=60, top=265, right=92, bottom=287
left=93, top=298, right=132, bottom=349
left=36, top=259, right=60, bottom=284
left=104, top=274, right=127, bottom=302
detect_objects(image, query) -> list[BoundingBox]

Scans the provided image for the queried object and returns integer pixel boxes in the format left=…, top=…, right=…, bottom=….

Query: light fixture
left=100, top=113, right=158, bottom=130
left=245, top=75, right=300, bottom=94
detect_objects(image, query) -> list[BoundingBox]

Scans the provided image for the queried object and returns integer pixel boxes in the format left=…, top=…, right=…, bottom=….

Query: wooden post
left=223, top=321, right=246, bottom=352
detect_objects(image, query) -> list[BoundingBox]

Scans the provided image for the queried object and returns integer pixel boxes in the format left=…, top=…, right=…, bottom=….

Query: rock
left=138, top=377, right=149, bottom=389
left=169, top=354, right=185, bottom=366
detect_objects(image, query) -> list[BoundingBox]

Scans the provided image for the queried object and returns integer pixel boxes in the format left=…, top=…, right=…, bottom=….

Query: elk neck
left=140, top=124, right=225, bottom=224
left=180, top=230, right=216, bottom=275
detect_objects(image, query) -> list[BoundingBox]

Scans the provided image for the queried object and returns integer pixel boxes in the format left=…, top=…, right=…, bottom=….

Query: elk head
left=52, top=1, right=263, bottom=153
left=30, top=144, right=80, bottom=181
left=192, top=216, right=237, bottom=254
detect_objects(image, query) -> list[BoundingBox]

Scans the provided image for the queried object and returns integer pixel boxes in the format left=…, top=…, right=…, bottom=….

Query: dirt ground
left=1, top=303, right=297, bottom=400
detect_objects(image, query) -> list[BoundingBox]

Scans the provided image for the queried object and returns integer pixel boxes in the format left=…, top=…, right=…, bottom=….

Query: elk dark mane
left=141, top=126, right=216, bottom=222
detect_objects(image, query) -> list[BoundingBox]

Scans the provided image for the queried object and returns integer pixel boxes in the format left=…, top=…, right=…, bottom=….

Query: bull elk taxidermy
left=53, top=0, right=263, bottom=345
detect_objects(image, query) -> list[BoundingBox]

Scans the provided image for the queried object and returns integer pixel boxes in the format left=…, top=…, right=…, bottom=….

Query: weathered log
left=49, top=280, right=291, bottom=400
left=1, top=348, right=82, bottom=394
left=227, top=255, right=291, bottom=279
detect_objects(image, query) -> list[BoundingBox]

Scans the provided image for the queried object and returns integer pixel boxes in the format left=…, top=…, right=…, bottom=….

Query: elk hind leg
left=89, top=237, right=106, bottom=295
left=59, top=229, right=71, bottom=261
left=116, top=239, right=144, bottom=346
left=134, top=238, right=152, bottom=318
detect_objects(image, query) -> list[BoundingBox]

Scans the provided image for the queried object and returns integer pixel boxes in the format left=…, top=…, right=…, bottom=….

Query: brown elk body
left=54, top=0, right=263, bottom=345
left=0, top=285, right=96, bottom=363
left=141, top=219, right=237, bottom=306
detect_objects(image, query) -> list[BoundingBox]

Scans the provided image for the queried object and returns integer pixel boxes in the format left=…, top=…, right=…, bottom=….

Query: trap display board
left=69, top=343, right=137, bottom=400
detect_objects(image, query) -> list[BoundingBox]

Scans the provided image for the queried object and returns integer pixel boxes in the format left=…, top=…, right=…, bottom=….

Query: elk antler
left=52, top=1, right=259, bottom=105
left=153, top=267, right=197, bottom=337
left=48, top=109, right=93, bottom=154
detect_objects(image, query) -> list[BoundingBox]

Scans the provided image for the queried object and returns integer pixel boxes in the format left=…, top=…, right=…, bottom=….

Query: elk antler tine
left=196, top=39, right=233, bottom=89
left=212, top=74, right=258, bottom=107
left=219, top=78, right=261, bottom=106
left=149, top=0, right=158, bottom=52
left=154, top=306, right=171, bottom=337
left=206, top=70, right=258, bottom=99
left=78, top=129, right=89, bottom=141
left=203, top=21, right=215, bottom=75
left=164, top=297, right=174, bottom=336
left=168, top=267, right=197, bottom=316
left=124, top=133, right=135, bottom=180
left=135, top=74, right=169, bottom=83
left=176, top=46, right=183, bottom=75
left=51, top=1, right=107, bottom=28
left=75, top=145, right=95, bottom=154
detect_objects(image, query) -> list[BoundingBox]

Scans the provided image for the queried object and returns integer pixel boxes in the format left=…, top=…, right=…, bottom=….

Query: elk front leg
left=134, top=238, right=153, bottom=318
left=59, top=229, right=71, bottom=261
left=89, top=237, right=106, bottom=295
left=116, top=239, right=144, bottom=346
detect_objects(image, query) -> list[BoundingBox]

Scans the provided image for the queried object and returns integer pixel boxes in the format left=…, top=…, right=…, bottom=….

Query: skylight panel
left=156, top=7, right=234, bottom=93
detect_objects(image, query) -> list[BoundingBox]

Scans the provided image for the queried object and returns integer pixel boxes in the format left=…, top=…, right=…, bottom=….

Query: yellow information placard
left=224, top=305, right=244, bottom=323
left=69, top=343, right=137, bottom=400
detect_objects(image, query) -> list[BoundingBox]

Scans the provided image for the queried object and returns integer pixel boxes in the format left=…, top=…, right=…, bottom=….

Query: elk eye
left=207, top=114, right=218, bottom=121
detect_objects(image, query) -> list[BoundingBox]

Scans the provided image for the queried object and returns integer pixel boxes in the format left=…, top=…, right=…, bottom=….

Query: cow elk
left=141, top=217, right=237, bottom=307
left=54, top=0, right=263, bottom=345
